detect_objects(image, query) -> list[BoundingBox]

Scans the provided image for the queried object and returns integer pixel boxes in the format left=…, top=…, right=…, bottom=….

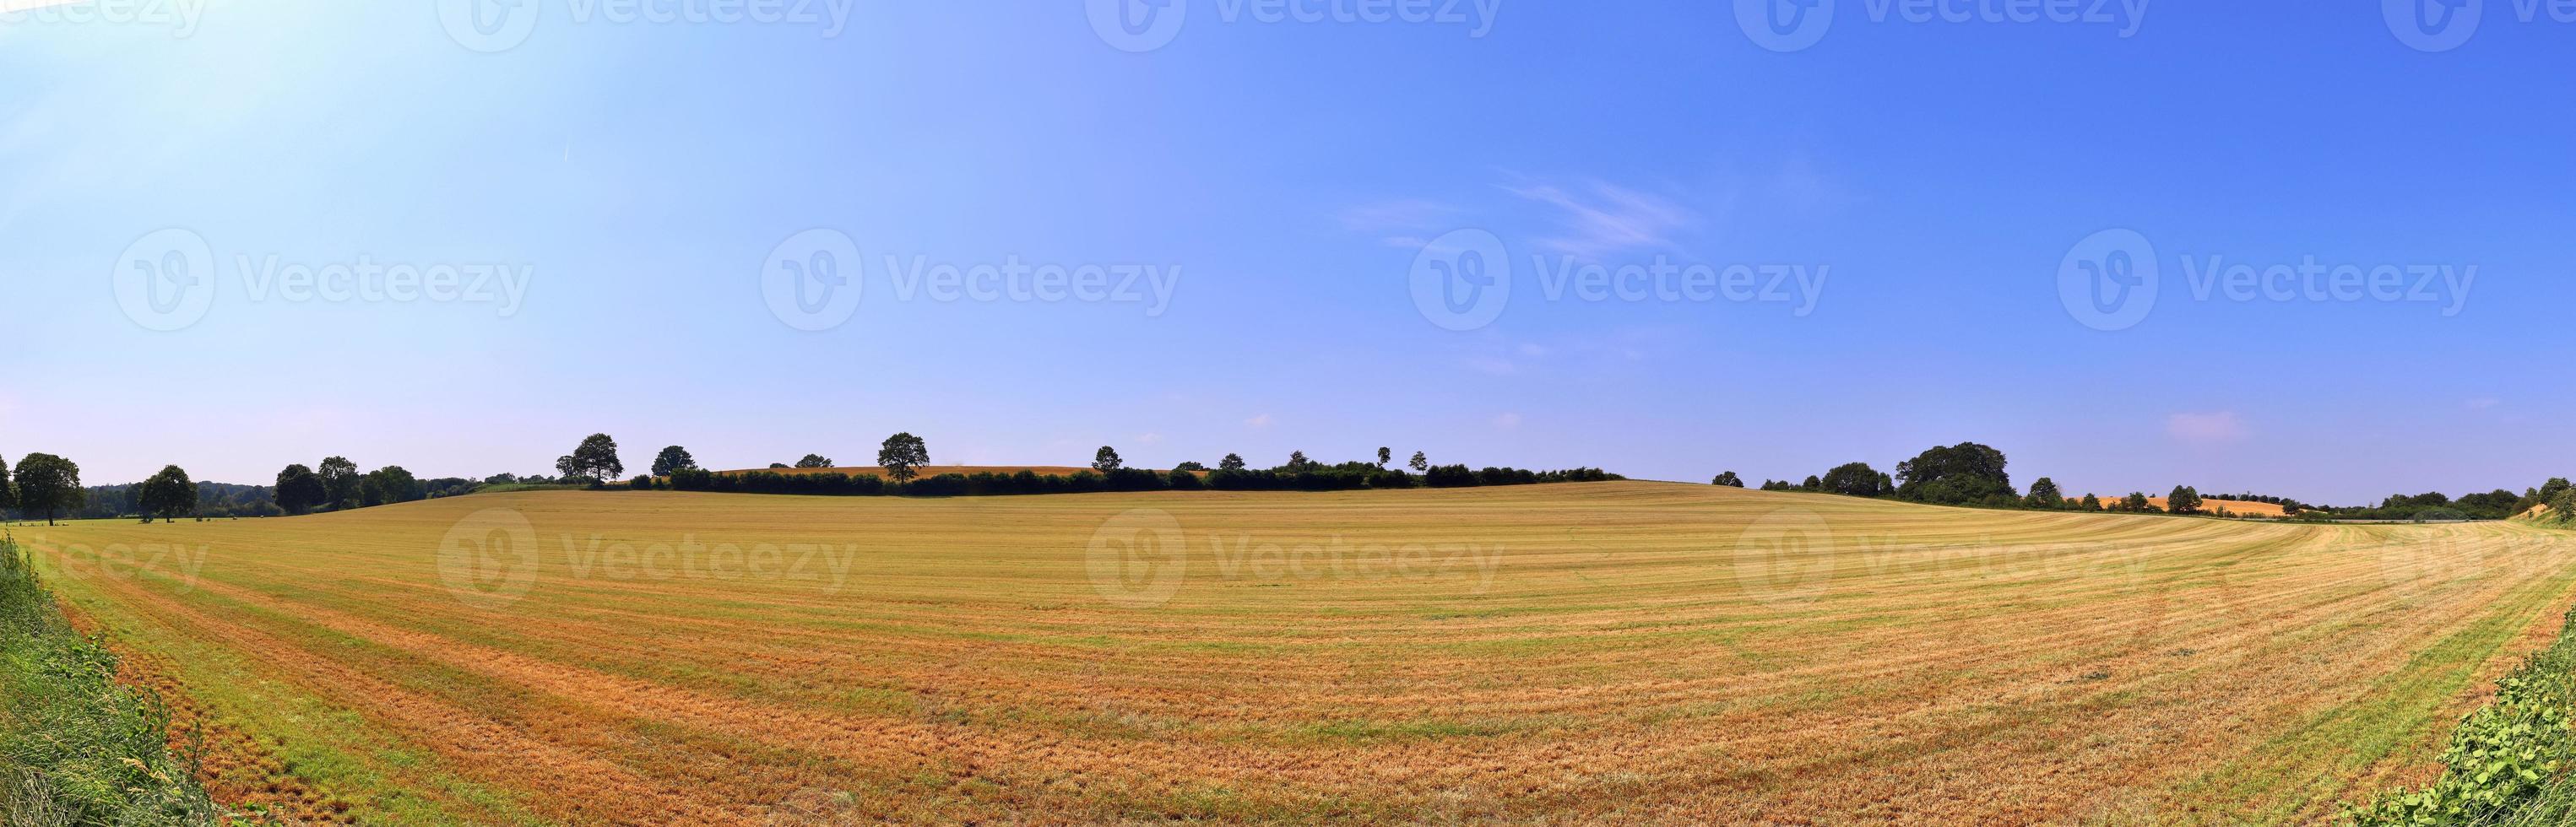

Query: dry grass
left=19, top=483, right=2576, bottom=824
left=721, top=465, right=1104, bottom=478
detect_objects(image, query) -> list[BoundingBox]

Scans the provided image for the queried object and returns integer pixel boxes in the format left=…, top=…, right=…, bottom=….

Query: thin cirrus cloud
left=2166, top=411, right=2250, bottom=446
left=1500, top=179, right=1697, bottom=258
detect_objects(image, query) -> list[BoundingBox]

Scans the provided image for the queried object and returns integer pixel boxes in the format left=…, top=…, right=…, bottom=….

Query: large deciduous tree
left=652, top=446, right=697, bottom=477
left=1711, top=471, right=1744, bottom=488
left=877, top=433, right=930, bottom=482
left=1408, top=451, right=1428, bottom=473
left=1093, top=446, right=1123, bottom=473
left=14, top=453, right=83, bottom=527
left=1220, top=453, right=1247, bottom=472
left=1819, top=462, right=1890, bottom=497
left=1894, top=442, right=2014, bottom=505
left=2167, top=485, right=2204, bottom=516
left=794, top=454, right=836, bottom=469
left=2025, top=478, right=2064, bottom=510
left=560, top=434, right=624, bottom=484
left=275, top=464, right=326, bottom=515
left=137, top=465, right=198, bottom=523
left=0, top=453, right=14, bottom=511
left=317, top=456, right=361, bottom=510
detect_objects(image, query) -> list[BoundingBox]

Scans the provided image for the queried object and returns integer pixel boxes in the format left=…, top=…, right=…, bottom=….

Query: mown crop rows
left=19, top=483, right=2576, bottom=824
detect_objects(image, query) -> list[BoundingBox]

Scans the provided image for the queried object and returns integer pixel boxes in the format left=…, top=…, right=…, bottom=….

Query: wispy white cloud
left=1493, top=412, right=1524, bottom=430
left=1501, top=179, right=1695, bottom=258
left=2167, top=411, right=2249, bottom=446
left=1245, top=414, right=1273, bottom=429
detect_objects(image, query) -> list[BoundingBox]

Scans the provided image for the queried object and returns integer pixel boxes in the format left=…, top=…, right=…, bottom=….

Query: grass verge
left=0, top=533, right=219, bottom=825
left=2349, top=605, right=2576, bottom=825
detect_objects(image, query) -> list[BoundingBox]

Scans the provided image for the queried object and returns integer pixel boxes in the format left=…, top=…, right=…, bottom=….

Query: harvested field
left=19, top=483, right=2576, bottom=824
left=721, top=465, right=1106, bottom=478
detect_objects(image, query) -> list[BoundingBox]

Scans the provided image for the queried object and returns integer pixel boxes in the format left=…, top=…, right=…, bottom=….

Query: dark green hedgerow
left=0, top=535, right=218, bottom=826
left=2349, top=606, right=2576, bottom=826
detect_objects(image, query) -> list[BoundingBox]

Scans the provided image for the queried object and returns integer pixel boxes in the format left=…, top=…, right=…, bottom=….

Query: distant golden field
left=17, top=484, right=2576, bottom=824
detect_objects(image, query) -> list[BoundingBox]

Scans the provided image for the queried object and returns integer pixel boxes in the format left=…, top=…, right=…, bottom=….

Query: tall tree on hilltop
left=652, top=446, right=698, bottom=477
left=878, top=433, right=930, bottom=482
left=275, top=464, right=325, bottom=515
left=317, top=456, right=361, bottom=509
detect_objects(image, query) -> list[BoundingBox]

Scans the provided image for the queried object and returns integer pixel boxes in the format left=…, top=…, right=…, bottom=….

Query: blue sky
left=2, top=1, right=2568, bottom=505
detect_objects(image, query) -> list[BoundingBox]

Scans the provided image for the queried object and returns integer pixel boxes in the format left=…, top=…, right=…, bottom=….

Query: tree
left=275, top=464, right=326, bottom=515
left=2025, top=478, right=2064, bottom=510
left=1288, top=451, right=1310, bottom=471
left=1801, top=475, right=1823, bottom=491
left=1819, top=462, right=1889, bottom=497
left=2121, top=492, right=2152, bottom=513
left=317, top=456, right=361, bottom=510
left=1219, top=453, right=1247, bottom=472
left=2551, top=489, right=2576, bottom=525
left=652, top=446, right=698, bottom=477
left=877, top=433, right=930, bottom=482
left=2080, top=494, right=2104, bottom=511
left=1376, top=447, right=1392, bottom=469
left=1093, top=446, right=1123, bottom=473
left=794, top=454, right=836, bottom=469
left=1894, top=442, right=2014, bottom=505
left=136, top=465, right=197, bottom=523
left=559, top=434, right=625, bottom=484
left=363, top=467, right=426, bottom=506
left=1408, top=451, right=1429, bottom=473
left=2167, top=485, right=2204, bottom=516
left=1174, top=461, right=1207, bottom=473
left=14, top=453, right=82, bottom=527
left=0, top=453, right=12, bottom=513
left=1711, top=471, right=1744, bottom=488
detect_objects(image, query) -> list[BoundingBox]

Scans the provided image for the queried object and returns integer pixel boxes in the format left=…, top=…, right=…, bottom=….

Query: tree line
left=1711, top=443, right=2568, bottom=522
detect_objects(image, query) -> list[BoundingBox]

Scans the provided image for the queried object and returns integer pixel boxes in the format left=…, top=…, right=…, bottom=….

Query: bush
left=628, top=475, right=653, bottom=490
left=2351, top=606, right=2576, bottom=825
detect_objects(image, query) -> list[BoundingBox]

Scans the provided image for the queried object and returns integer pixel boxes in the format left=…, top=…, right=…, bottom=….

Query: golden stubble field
left=15, top=482, right=2576, bottom=824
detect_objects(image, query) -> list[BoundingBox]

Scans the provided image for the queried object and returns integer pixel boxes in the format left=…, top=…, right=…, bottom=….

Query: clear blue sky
left=3, top=1, right=2568, bottom=506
